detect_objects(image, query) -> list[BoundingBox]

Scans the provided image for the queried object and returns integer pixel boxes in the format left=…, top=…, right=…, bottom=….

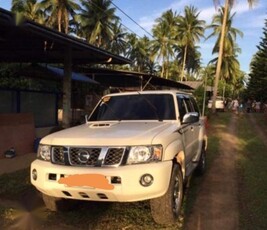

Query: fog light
left=32, top=169, right=37, bottom=181
left=140, top=174, right=153, bottom=187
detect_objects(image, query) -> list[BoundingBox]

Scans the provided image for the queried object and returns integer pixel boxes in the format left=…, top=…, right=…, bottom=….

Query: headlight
left=37, top=144, right=51, bottom=161
left=127, top=145, right=162, bottom=165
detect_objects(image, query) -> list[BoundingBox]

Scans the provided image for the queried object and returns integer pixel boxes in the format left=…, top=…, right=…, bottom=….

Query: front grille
left=51, top=146, right=126, bottom=167
left=104, top=148, right=124, bottom=165
left=69, top=148, right=101, bottom=166
left=52, top=146, right=65, bottom=165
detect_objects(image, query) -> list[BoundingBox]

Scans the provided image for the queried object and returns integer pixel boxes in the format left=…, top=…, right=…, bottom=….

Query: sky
left=0, top=0, right=266, bottom=73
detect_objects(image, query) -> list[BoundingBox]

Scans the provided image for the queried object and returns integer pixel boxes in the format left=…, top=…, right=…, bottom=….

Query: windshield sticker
left=103, top=97, right=111, bottom=103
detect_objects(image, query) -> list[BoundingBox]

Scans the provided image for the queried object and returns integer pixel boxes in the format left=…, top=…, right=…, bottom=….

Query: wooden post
left=62, top=46, right=72, bottom=128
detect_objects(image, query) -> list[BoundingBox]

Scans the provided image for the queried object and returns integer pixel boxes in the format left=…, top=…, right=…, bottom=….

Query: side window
left=184, top=97, right=194, bottom=112
left=190, top=97, right=200, bottom=114
left=177, top=95, right=187, bottom=122
left=177, top=94, right=200, bottom=122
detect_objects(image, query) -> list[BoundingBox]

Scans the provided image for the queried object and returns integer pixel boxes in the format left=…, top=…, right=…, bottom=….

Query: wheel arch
left=164, top=140, right=185, bottom=180
left=173, top=151, right=185, bottom=180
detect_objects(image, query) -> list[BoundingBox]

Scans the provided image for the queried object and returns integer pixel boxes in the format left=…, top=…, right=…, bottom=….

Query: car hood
left=41, top=121, right=177, bottom=146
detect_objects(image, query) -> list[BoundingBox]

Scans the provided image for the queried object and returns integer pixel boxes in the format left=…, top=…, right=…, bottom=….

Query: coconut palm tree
left=11, top=0, right=45, bottom=23
left=107, top=19, right=127, bottom=56
left=77, top=0, right=119, bottom=48
left=207, top=7, right=243, bottom=85
left=151, top=10, right=178, bottom=78
left=207, top=7, right=243, bottom=57
left=177, top=5, right=205, bottom=81
left=211, top=0, right=256, bottom=113
left=125, top=34, right=150, bottom=72
left=38, top=0, right=80, bottom=34
left=176, top=44, right=202, bottom=78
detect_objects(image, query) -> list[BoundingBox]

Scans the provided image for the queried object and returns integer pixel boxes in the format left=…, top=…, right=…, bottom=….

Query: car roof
left=104, top=90, right=192, bottom=97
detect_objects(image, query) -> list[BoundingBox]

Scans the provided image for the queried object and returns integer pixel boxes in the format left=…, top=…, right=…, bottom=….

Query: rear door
left=189, top=96, right=201, bottom=157
left=176, top=94, right=201, bottom=162
left=176, top=95, right=196, bottom=164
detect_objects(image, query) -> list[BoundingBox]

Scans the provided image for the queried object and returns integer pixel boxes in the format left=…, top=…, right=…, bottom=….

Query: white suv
left=208, top=96, right=225, bottom=111
left=31, top=90, right=207, bottom=225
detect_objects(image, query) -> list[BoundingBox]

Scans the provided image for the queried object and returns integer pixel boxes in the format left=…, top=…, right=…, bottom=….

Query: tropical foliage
left=207, top=6, right=243, bottom=88
left=176, top=6, right=205, bottom=81
left=8, top=0, right=263, bottom=100
left=210, top=0, right=257, bottom=113
left=246, top=18, right=267, bottom=102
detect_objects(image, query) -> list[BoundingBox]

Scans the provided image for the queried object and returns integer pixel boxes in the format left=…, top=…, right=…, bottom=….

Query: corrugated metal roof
left=0, top=8, right=131, bottom=65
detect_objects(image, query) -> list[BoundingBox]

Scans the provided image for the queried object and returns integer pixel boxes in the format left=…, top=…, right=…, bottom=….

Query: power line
left=110, top=1, right=154, bottom=39
left=88, top=0, right=143, bottom=39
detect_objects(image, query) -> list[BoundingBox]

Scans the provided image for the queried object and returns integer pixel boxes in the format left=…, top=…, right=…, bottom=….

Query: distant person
left=239, top=100, right=244, bottom=114
left=246, top=99, right=252, bottom=113
left=232, top=99, right=239, bottom=114
left=255, top=101, right=261, bottom=113
left=252, top=100, right=256, bottom=112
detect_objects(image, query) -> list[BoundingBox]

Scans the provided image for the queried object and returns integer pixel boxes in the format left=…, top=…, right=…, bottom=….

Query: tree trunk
left=58, top=11, right=62, bottom=33
left=166, top=55, right=170, bottom=79
left=212, top=0, right=229, bottom=113
left=161, top=57, right=165, bottom=78
left=180, top=45, right=188, bottom=81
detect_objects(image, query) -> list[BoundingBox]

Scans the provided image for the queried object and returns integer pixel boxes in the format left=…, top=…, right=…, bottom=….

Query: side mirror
left=182, top=112, right=199, bottom=124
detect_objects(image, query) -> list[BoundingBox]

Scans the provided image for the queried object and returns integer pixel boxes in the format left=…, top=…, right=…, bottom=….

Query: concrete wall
left=0, top=113, right=35, bottom=158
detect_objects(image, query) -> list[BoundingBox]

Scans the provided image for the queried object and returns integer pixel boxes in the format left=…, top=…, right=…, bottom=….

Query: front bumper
left=30, top=160, right=172, bottom=202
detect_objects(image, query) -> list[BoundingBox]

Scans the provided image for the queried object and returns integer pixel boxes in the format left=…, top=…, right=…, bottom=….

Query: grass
left=0, top=169, right=182, bottom=230
left=183, top=112, right=229, bottom=218
left=0, top=167, right=32, bottom=199
left=236, top=113, right=267, bottom=229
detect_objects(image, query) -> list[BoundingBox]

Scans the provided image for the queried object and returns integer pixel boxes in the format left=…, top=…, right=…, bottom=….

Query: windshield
left=89, top=94, right=176, bottom=121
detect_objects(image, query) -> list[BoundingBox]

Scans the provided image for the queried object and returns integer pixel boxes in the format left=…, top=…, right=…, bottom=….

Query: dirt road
left=184, top=113, right=267, bottom=230
left=184, top=114, right=239, bottom=230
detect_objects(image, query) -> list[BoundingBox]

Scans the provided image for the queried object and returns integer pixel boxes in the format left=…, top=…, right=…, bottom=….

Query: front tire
left=196, top=145, right=206, bottom=175
left=150, top=163, right=184, bottom=225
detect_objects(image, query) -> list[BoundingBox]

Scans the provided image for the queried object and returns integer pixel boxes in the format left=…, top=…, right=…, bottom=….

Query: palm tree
left=77, top=0, right=119, bottom=48
left=125, top=34, right=149, bottom=72
left=176, top=44, right=202, bottom=77
left=207, top=7, right=243, bottom=56
left=11, top=0, right=45, bottom=23
left=107, top=19, right=127, bottom=56
left=232, top=70, right=246, bottom=98
left=177, top=5, right=205, bottom=81
left=168, top=60, right=182, bottom=81
left=207, top=7, right=243, bottom=84
left=151, top=10, right=178, bottom=78
left=38, top=0, right=80, bottom=34
left=211, top=0, right=256, bottom=113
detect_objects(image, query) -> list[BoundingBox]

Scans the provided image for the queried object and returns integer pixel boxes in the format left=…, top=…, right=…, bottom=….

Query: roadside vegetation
left=1, top=112, right=267, bottom=229
left=237, top=113, right=267, bottom=229
left=3, top=0, right=266, bottom=106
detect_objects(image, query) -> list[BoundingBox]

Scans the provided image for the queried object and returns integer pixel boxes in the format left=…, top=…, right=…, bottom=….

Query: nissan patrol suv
left=31, top=90, right=207, bottom=225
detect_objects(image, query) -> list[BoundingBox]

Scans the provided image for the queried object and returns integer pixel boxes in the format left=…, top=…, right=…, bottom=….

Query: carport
left=0, top=8, right=194, bottom=157
left=0, top=8, right=131, bottom=128
left=78, top=67, right=193, bottom=91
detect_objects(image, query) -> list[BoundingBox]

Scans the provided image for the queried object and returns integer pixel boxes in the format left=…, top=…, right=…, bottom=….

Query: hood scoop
left=90, top=123, right=112, bottom=128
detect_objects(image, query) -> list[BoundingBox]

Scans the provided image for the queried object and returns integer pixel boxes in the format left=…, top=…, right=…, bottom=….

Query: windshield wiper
left=87, top=94, right=121, bottom=122
left=99, top=98, right=121, bottom=121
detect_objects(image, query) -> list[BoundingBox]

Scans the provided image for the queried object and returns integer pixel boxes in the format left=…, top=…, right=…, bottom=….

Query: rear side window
left=190, top=97, right=200, bottom=114
left=176, top=94, right=199, bottom=122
